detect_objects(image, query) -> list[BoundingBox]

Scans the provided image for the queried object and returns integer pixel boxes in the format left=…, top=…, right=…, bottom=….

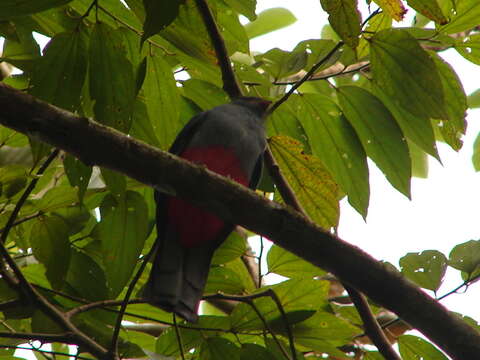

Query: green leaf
left=369, top=28, right=447, bottom=120
left=267, top=245, right=326, bottom=278
left=217, top=1, right=250, bottom=55
left=398, top=335, right=448, bottom=360
left=63, top=154, right=92, bottom=200
left=448, top=240, right=480, bottom=275
left=456, top=34, right=480, bottom=65
left=0, top=0, right=74, bottom=20
left=224, top=0, right=257, bottom=21
left=405, top=0, right=448, bottom=24
left=399, top=250, right=447, bottom=291
left=89, top=22, right=136, bottom=132
left=231, top=279, right=329, bottom=331
left=142, top=0, right=182, bottom=42
left=1, top=24, right=40, bottom=71
left=240, top=344, right=276, bottom=360
left=200, top=337, right=240, bottom=360
left=130, top=97, right=161, bottom=147
left=269, top=135, right=340, bottom=228
left=337, top=86, right=411, bottom=197
left=293, top=39, right=339, bottom=71
left=294, top=94, right=369, bottom=218
left=66, top=249, right=109, bottom=301
left=29, top=27, right=88, bottom=111
left=468, top=89, right=480, bottom=109
left=429, top=51, right=467, bottom=151
left=156, top=326, right=203, bottom=357
left=35, top=186, right=79, bottom=213
left=30, top=215, right=71, bottom=289
left=244, top=8, right=296, bottom=39
left=212, top=232, right=246, bottom=265
left=101, top=168, right=126, bottom=196
left=256, top=48, right=308, bottom=79
left=182, top=79, right=229, bottom=110
left=142, top=53, right=181, bottom=149
left=292, top=310, right=359, bottom=351
left=160, top=1, right=217, bottom=64
left=95, top=191, right=149, bottom=296
left=319, top=0, right=361, bottom=48
left=267, top=101, right=308, bottom=146
left=371, top=85, right=439, bottom=161
left=409, top=141, right=429, bottom=178
left=439, top=0, right=480, bottom=34
left=205, top=266, right=245, bottom=294
left=371, top=0, right=406, bottom=21
left=0, top=165, right=28, bottom=199
left=473, top=133, right=480, bottom=171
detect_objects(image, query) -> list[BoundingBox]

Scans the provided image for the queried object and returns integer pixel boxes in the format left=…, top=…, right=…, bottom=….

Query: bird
left=144, top=96, right=271, bottom=322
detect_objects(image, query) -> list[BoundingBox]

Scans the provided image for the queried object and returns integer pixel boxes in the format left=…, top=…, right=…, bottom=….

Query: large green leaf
left=292, top=310, right=359, bottom=351
left=240, top=344, right=276, bottom=360
left=30, top=215, right=71, bottom=289
left=369, top=28, right=447, bottom=120
left=211, top=232, right=246, bottom=265
left=231, top=279, right=329, bottom=331
left=371, top=0, right=406, bottom=21
left=399, top=250, right=447, bottom=291
left=337, top=86, right=411, bottom=197
left=199, top=337, right=240, bottom=360
left=95, top=191, right=149, bottom=296
left=156, top=326, right=203, bottom=356
left=29, top=27, right=88, bottom=112
left=398, top=335, right=448, bottom=360
left=160, top=1, right=216, bottom=64
left=439, top=0, right=480, bottom=34
left=405, top=0, right=448, bottom=24
left=429, top=51, right=467, bottom=151
left=182, top=79, right=229, bottom=110
left=371, top=85, right=439, bottom=161
left=0, top=24, right=40, bottom=71
left=448, top=240, right=480, bottom=276
left=455, top=34, right=480, bottom=65
left=142, top=53, right=181, bottom=149
left=63, top=154, right=92, bottom=200
left=66, top=249, right=109, bottom=301
left=256, top=48, right=308, bottom=80
left=294, top=94, right=369, bottom=218
left=269, top=135, right=339, bottom=228
left=244, top=8, right=296, bottom=39
left=0, top=0, right=74, bottom=20
left=224, top=0, right=257, bottom=21
left=319, top=0, right=361, bottom=48
left=473, top=133, right=480, bottom=171
left=267, top=245, right=326, bottom=279
left=89, top=22, right=136, bottom=132
left=141, top=0, right=182, bottom=42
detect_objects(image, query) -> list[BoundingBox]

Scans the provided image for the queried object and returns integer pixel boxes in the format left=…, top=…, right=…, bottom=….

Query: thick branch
left=0, top=83, right=479, bottom=359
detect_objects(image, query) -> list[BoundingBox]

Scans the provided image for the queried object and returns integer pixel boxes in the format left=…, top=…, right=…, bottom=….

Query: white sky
left=253, top=0, right=480, bottom=322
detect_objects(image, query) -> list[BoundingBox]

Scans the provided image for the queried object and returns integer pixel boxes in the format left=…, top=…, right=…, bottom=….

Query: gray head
left=232, top=97, right=271, bottom=117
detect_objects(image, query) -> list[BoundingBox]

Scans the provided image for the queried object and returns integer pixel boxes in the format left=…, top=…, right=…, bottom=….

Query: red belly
left=167, top=146, right=248, bottom=247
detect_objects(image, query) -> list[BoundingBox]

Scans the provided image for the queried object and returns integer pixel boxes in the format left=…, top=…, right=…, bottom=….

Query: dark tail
left=143, top=230, right=215, bottom=323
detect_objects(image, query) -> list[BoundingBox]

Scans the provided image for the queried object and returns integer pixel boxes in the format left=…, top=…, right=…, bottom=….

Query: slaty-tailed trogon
left=144, top=97, right=271, bottom=322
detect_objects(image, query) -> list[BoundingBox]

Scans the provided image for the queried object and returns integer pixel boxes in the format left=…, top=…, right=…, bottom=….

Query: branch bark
left=1, top=83, right=479, bottom=359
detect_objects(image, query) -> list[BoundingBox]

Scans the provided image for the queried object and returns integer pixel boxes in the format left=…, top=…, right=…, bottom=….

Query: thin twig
left=0, top=149, right=59, bottom=245
left=194, top=0, right=242, bottom=98
left=173, top=314, right=186, bottom=360
left=109, top=245, right=157, bottom=357
left=266, top=289, right=297, bottom=360
left=266, top=41, right=344, bottom=116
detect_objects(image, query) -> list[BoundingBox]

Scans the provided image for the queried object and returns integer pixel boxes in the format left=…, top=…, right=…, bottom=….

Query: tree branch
left=194, top=0, right=242, bottom=98
left=1, top=83, right=480, bottom=359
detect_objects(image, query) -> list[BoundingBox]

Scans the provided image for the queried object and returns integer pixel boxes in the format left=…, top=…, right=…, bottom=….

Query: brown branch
left=194, top=0, right=242, bottom=98
left=1, top=83, right=480, bottom=359
left=344, top=285, right=401, bottom=360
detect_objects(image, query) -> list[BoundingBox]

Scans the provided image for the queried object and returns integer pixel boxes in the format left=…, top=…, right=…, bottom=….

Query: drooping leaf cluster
left=0, top=0, right=480, bottom=359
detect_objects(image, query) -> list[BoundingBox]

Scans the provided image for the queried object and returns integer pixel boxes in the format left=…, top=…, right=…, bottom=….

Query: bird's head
left=233, top=97, right=272, bottom=117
